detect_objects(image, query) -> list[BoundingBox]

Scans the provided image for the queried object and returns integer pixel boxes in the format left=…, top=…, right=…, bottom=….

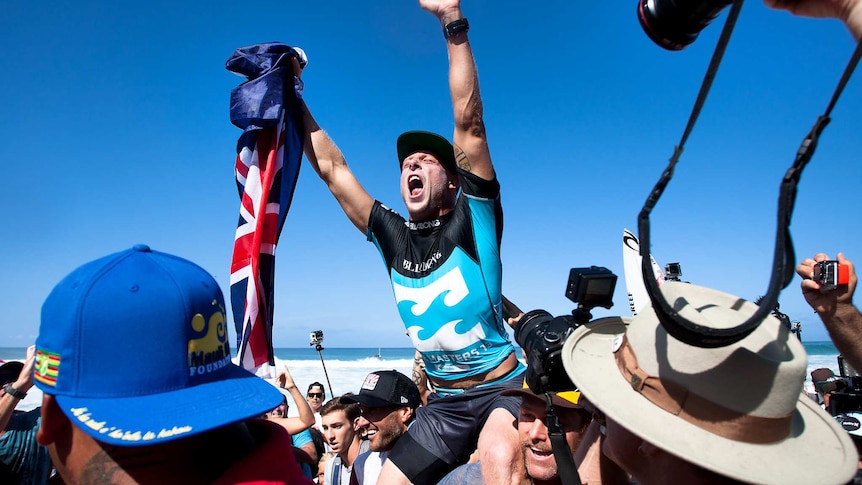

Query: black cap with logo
left=342, top=370, right=421, bottom=409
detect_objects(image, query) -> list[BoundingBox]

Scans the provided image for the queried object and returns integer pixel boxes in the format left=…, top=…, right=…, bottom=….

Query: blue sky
left=2, top=1, right=859, bottom=349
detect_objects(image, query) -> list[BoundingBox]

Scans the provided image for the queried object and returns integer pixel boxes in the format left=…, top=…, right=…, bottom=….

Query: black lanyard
left=638, top=0, right=862, bottom=348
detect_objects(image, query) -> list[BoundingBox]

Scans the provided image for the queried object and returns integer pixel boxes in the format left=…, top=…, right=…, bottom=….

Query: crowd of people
left=2, top=0, right=862, bottom=483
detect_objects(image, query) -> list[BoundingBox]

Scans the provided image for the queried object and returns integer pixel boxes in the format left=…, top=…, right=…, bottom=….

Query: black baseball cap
left=342, top=370, right=421, bottom=409
left=396, top=131, right=457, bottom=174
left=501, top=380, right=583, bottom=409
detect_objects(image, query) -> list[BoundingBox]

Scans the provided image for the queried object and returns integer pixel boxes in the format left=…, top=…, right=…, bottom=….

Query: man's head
left=502, top=384, right=591, bottom=482
left=267, top=394, right=289, bottom=419
left=396, top=131, right=460, bottom=222
left=306, top=382, right=325, bottom=413
left=343, top=370, right=420, bottom=452
left=319, top=396, right=361, bottom=455
left=562, top=282, right=858, bottom=485
left=32, top=245, right=283, bottom=480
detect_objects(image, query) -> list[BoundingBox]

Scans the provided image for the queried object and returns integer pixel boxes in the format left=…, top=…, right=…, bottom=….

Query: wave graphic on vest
left=395, top=267, right=490, bottom=370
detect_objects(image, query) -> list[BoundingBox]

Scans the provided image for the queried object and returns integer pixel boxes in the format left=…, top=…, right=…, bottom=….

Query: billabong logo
left=408, top=320, right=486, bottom=352
left=34, top=349, right=60, bottom=387
left=188, top=300, right=231, bottom=377
left=394, top=267, right=468, bottom=317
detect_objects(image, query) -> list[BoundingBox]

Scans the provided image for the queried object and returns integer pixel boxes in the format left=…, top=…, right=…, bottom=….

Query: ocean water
left=0, top=342, right=842, bottom=413
left=0, top=346, right=417, bottom=412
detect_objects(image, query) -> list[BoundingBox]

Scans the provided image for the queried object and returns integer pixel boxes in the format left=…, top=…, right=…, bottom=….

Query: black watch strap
left=3, top=383, right=26, bottom=399
left=443, top=18, right=469, bottom=39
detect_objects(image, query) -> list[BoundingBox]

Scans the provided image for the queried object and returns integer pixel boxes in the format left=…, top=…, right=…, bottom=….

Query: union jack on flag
left=226, top=43, right=305, bottom=371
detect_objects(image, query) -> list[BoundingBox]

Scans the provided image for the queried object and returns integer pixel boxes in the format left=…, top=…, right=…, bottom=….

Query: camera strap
left=638, top=0, right=862, bottom=348
left=543, top=392, right=581, bottom=485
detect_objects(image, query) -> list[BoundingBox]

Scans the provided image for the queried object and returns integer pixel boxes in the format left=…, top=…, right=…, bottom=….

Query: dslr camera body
left=515, top=267, right=617, bottom=394
left=818, top=356, right=862, bottom=417
left=824, top=376, right=862, bottom=416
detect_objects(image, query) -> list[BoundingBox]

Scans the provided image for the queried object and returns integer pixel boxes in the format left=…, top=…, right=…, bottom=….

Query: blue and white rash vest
left=367, top=170, right=515, bottom=382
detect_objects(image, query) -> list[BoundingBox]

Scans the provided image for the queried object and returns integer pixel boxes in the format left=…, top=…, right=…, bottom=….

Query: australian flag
left=226, top=43, right=305, bottom=371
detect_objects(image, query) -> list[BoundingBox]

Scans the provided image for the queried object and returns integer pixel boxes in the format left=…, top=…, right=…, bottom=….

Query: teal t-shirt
left=292, top=428, right=314, bottom=478
left=0, top=408, right=52, bottom=485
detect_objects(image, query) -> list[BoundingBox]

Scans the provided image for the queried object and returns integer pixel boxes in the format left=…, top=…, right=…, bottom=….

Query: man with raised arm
left=299, top=1, right=524, bottom=483
left=796, top=253, right=862, bottom=371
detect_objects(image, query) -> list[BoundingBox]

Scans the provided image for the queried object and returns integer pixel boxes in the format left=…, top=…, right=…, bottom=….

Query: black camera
left=638, top=0, right=733, bottom=50
left=826, top=377, right=862, bottom=416
left=665, top=262, right=683, bottom=281
left=817, top=356, right=862, bottom=417
left=515, top=267, right=617, bottom=394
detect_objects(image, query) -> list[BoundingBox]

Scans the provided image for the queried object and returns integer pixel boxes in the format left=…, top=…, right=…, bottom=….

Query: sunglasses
left=307, top=392, right=324, bottom=399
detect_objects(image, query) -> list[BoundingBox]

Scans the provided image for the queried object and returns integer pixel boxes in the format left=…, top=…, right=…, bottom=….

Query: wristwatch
left=2, top=383, right=26, bottom=399
left=443, top=18, right=469, bottom=39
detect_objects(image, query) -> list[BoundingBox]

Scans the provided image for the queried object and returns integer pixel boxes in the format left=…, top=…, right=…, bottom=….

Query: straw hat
left=561, top=281, right=857, bottom=485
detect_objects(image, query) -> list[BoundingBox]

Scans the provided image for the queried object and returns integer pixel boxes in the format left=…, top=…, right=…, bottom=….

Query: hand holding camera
left=797, top=253, right=856, bottom=315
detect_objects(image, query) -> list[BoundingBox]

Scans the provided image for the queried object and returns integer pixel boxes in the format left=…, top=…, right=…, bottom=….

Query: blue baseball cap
left=34, top=244, right=282, bottom=446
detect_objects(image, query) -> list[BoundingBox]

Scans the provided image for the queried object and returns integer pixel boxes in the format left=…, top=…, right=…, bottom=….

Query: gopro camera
left=309, top=330, right=324, bottom=346
left=813, top=261, right=850, bottom=291
left=665, top=262, right=682, bottom=281
left=565, top=266, right=617, bottom=311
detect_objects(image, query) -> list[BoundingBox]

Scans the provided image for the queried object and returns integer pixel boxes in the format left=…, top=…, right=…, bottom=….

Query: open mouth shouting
left=407, top=174, right=424, bottom=199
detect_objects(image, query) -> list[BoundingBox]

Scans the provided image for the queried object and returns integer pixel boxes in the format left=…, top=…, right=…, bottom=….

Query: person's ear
left=400, top=407, right=414, bottom=424
left=36, top=394, right=69, bottom=446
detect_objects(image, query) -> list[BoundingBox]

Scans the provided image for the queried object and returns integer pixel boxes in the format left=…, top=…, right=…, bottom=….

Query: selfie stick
left=315, top=343, right=334, bottom=397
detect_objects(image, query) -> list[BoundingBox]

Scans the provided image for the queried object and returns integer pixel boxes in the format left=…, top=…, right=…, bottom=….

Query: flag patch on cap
left=35, top=349, right=60, bottom=386
left=362, top=373, right=380, bottom=390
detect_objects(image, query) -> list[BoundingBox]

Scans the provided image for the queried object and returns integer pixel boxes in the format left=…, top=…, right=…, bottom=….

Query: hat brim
left=396, top=131, right=457, bottom=174
left=339, top=392, right=400, bottom=409
left=562, top=317, right=857, bottom=485
left=500, top=388, right=582, bottom=409
left=53, top=364, right=283, bottom=446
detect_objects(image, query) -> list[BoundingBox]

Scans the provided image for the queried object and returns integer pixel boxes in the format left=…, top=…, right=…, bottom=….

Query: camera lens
left=638, top=0, right=733, bottom=50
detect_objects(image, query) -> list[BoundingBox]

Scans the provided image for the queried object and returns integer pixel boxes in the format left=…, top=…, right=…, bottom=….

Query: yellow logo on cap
left=556, top=390, right=581, bottom=406
left=188, top=301, right=230, bottom=377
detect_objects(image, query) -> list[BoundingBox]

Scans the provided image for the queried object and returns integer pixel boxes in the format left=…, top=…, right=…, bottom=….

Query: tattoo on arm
left=453, top=145, right=470, bottom=171
left=412, top=356, right=425, bottom=387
